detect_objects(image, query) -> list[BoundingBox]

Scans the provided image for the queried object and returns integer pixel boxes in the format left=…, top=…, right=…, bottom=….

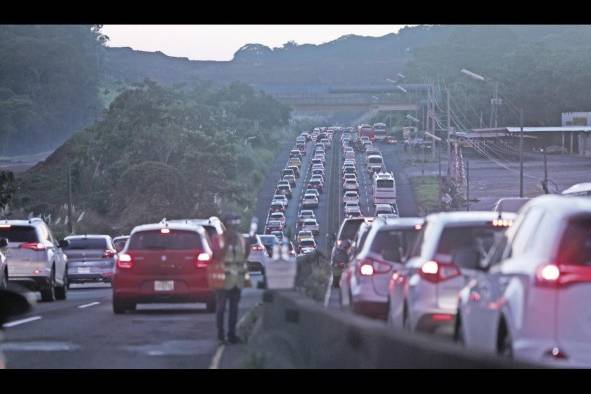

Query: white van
left=367, top=155, right=384, bottom=173
left=373, top=172, right=396, bottom=205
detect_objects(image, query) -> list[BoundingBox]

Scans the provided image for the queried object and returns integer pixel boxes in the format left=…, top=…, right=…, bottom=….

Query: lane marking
left=78, top=301, right=100, bottom=309
left=3, top=316, right=42, bottom=328
left=209, top=344, right=226, bottom=369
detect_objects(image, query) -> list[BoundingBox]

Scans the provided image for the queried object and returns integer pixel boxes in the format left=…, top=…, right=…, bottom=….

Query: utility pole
left=519, top=109, right=524, bottom=198
left=542, top=148, right=549, bottom=194
left=466, top=160, right=470, bottom=211
left=67, top=163, right=73, bottom=235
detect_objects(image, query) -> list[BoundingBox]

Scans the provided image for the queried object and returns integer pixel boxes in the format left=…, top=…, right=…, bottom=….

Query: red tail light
left=194, top=252, right=211, bottom=268
left=535, top=263, right=591, bottom=288
left=103, top=249, right=116, bottom=258
left=358, top=257, right=391, bottom=276
left=419, top=260, right=461, bottom=283
left=20, top=242, right=46, bottom=251
left=117, top=253, right=134, bottom=269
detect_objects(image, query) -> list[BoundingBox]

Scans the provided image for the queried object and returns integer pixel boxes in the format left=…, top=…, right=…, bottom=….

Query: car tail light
left=419, top=260, right=461, bottom=283
left=117, top=253, right=134, bottom=269
left=20, top=242, right=46, bottom=251
left=535, top=263, right=591, bottom=288
left=251, top=244, right=264, bottom=252
left=103, top=249, right=116, bottom=258
left=194, top=252, right=211, bottom=268
left=358, top=257, right=391, bottom=276
left=431, top=313, right=454, bottom=321
left=543, top=347, right=569, bottom=360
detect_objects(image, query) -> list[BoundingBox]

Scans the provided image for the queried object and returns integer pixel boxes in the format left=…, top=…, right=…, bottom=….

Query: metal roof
left=506, top=127, right=591, bottom=133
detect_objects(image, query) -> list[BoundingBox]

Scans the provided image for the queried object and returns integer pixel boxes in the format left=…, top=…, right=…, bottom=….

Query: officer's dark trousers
left=216, top=287, right=241, bottom=338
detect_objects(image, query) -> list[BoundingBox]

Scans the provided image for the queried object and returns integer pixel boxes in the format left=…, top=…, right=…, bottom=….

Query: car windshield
left=0, top=225, right=38, bottom=243
left=128, top=230, right=203, bottom=250
left=377, top=179, right=394, bottom=188
left=64, top=238, right=108, bottom=249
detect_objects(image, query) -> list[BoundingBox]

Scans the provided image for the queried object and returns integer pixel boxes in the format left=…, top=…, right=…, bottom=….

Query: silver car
left=300, top=218, right=320, bottom=235
left=1, top=218, right=69, bottom=301
left=64, top=235, right=117, bottom=287
left=243, top=234, right=268, bottom=273
left=386, top=211, right=516, bottom=336
left=340, top=217, right=423, bottom=319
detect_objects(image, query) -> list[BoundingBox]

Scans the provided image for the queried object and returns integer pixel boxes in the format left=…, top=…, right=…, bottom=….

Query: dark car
left=64, top=235, right=117, bottom=287
left=112, top=222, right=215, bottom=314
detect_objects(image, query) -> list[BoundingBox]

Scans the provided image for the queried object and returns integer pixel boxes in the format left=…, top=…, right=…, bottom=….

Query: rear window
left=0, top=225, right=38, bottom=243
left=556, top=216, right=591, bottom=265
left=369, top=157, right=383, bottom=164
left=128, top=230, right=203, bottom=250
left=435, top=224, right=506, bottom=267
left=338, top=219, right=364, bottom=241
left=301, top=240, right=315, bottom=247
left=377, top=180, right=394, bottom=188
left=370, top=229, right=419, bottom=261
left=65, top=238, right=108, bottom=250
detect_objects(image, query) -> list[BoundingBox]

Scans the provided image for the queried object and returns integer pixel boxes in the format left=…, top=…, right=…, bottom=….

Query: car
left=347, top=207, right=363, bottom=218
left=386, top=211, right=516, bottom=336
left=272, top=194, right=289, bottom=207
left=243, top=234, right=268, bottom=273
left=310, top=175, right=325, bottom=184
left=340, top=217, right=424, bottom=319
left=305, top=188, right=320, bottom=199
left=297, top=230, right=314, bottom=244
left=311, top=164, right=325, bottom=173
left=63, top=235, right=117, bottom=287
left=343, top=167, right=357, bottom=178
left=300, top=218, right=320, bottom=235
left=311, top=158, right=324, bottom=167
left=269, top=211, right=286, bottom=225
left=283, top=174, right=296, bottom=187
left=298, top=210, right=316, bottom=226
left=374, top=203, right=395, bottom=217
left=270, top=231, right=284, bottom=241
left=302, top=194, right=319, bottom=209
left=270, top=200, right=287, bottom=213
left=311, top=168, right=325, bottom=177
left=167, top=217, right=226, bottom=261
left=343, top=179, right=359, bottom=191
left=308, top=179, right=324, bottom=193
left=492, top=197, right=531, bottom=213
left=113, top=236, right=130, bottom=253
left=562, top=182, right=591, bottom=197
left=0, top=237, right=7, bottom=289
left=343, top=173, right=357, bottom=183
left=367, top=155, right=384, bottom=174
left=275, top=184, right=292, bottom=199
left=112, top=222, right=216, bottom=313
left=0, top=218, right=69, bottom=301
left=288, top=158, right=302, bottom=168
left=344, top=201, right=361, bottom=215
left=287, top=165, right=300, bottom=178
left=282, top=168, right=295, bottom=179
left=290, top=149, right=302, bottom=159
left=343, top=191, right=360, bottom=205
left=455, top=195, right=591, bottom=367
left=385, top=136, right=397, bottom=144
left=259, top=234, right=280, bottom=259
left=265, top=220, right=284, bottom=234
left=298, top=238, right=317, bottom=253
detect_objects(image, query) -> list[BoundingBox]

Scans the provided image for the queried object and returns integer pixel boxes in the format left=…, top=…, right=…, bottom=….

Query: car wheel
left=40, top=268, right=56, bottom=302
left=454, top=313, right=465, bottom=345
left=55, top=271, right=68, bottom=300
left=498, top=322, right=513, bottom=358
left=113, top=297, right=130, bottom=314
left=402, top=302, right=411, bottom=332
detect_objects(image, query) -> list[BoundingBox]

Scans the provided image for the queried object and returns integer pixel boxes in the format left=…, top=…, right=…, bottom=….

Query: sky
left=100, top=25, right=408, bottom=61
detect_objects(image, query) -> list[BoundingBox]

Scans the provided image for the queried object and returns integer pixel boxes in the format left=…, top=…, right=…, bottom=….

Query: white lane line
left=78, top=301, right=100, bottom=309
left=209, top=344, right=226, bottom=369
left=2, top=316, right=42, bottom=328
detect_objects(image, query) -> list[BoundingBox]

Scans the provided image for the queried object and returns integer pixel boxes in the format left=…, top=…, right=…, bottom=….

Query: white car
left=386, top=211, right=516, bottom=336
left=343, top=179, right=359, bottom=191
left=344, top=201, right=361, bottom=216
left=300, top=218, right=320, bottom=235
left=302, top=194, right=319, bottom=209
left=297, top=230, right=315, bottom=243
left=1, top=218, right=69, bottom=301
left=343, top=173, right=357, bottom=183
left=269, top=211, right=286, bottom=225
left=243, top=234, right=268, bottom=273
left=272, top=194, right=289, bottom=207
left=455, top=195, right=591, bottom=367
left=343, top=191, right=360, bottom=205
left=374, top=203, right=395, bottom=216
left=305, top=189, right=320, bottom=199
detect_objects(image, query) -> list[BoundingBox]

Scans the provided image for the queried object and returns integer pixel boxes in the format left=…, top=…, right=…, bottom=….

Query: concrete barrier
left=257, top=290, right=540, bottom=368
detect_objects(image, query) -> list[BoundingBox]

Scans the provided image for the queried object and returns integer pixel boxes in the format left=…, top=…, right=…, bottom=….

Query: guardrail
left=253, top=289, right=541, bottom=368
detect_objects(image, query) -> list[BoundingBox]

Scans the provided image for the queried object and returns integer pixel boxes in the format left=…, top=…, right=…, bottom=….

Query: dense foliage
left=14, top=81, right=291, bottom=234
left=403, top=25, right=591, bottom=127
left=0, top=25, right=105, bottom=155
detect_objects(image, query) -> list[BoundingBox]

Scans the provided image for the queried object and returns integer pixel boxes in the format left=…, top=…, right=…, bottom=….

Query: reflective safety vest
left=221, top=236, right=250, bottom=290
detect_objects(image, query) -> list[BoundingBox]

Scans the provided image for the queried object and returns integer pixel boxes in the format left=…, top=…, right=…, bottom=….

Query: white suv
left=0, top=218, right=69, bottom=301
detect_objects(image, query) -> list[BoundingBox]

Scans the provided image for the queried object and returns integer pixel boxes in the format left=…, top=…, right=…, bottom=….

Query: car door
left=46, top=226, right=66, bottom=283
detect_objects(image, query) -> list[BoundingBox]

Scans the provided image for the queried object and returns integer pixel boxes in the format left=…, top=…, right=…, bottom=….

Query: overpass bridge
left=273, top=93, right=418, bottom=113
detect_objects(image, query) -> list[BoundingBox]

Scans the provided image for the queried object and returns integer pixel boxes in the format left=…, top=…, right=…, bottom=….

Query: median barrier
left=256, top=289, right=540, bottom=368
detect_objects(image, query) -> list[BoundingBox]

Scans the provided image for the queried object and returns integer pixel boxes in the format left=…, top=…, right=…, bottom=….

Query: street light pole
left=519, top=108, right=524, bottom=198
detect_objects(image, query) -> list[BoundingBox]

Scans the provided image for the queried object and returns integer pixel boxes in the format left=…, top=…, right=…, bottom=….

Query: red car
left=112, top=222, right=215, bottom=314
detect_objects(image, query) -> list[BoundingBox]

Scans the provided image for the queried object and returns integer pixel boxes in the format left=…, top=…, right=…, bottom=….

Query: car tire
left=55, top=271, right=68, bottom=300
left=206, top=297, right=217, bottom=313
left=0, top=269, right=7, bottom=290
left=40, top=269, right=56, bottom=302
left=402, top=302, right=411, bottom=332
left=113, top=297, right=130, bottom=314
left=454, top=313, right=465, bottom=345
left=497, top=321, right=513, bottom=358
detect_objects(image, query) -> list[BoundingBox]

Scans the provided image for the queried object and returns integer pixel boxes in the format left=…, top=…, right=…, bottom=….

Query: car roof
left=378, top=217, right=424, bottom=228
left=562, top=182, right=591, bottom=195
left=519, top=194, right=591, bottom=216
left=65, top=234, right=110, bottom=240
left=0, top=218, right=44, bottom=227
left=424, top=211, right=516, bottom=225
left=375, top=203, right=392, bottom=208
left=131, top=222, right=206, bottom=235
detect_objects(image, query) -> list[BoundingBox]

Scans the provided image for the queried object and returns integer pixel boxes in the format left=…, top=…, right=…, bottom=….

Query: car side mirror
left=0, top=238, right=7, bottom=248
left=0, top=287, right=33, bottom=326
left=58, top=240, right=69, bottom=249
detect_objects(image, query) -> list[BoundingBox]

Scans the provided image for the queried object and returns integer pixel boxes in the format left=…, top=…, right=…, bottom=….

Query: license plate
left=154, top=280, right=174, bottom=291
left=78, top=267, right=91, bottom=274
